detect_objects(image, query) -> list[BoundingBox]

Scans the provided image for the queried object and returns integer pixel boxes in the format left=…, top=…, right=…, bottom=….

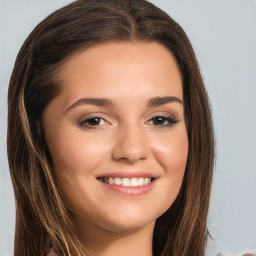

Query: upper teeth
left=99, top=177, right=152, bottom=187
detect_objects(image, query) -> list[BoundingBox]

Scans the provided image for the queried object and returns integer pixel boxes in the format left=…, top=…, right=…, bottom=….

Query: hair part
left=7, top=0, right=214, bottom=255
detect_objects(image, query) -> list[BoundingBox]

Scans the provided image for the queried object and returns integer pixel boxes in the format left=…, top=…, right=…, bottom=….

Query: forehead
left=56, top=41, right=183, bottom=104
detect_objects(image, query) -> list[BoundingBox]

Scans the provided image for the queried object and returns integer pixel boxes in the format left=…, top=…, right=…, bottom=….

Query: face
left=42, top=42, right=188, bottom=234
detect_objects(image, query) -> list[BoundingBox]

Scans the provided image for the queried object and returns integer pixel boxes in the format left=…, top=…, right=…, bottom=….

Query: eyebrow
left=67, top=96, right=183, bottom=111
left=147, top=96, right=183, bottom=107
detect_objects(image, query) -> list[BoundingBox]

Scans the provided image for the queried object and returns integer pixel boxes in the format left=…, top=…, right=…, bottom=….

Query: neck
left=74, top=216, right=155, bottom=256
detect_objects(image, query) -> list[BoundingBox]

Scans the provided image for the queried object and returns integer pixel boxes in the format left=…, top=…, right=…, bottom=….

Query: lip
left=97, top=178, right=157, bottom=196
left=97, top=171, right=158, bottom=179
left=96, top=170, right=159, bottom=196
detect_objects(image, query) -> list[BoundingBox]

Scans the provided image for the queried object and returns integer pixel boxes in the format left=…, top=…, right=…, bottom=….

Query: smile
left=98, top=177, right=153, bottom=187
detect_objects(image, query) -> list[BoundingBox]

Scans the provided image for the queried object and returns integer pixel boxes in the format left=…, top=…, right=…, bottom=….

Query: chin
left=92, top=204, right=165, bottom=234
left=100, top=217, right=156, bottom=234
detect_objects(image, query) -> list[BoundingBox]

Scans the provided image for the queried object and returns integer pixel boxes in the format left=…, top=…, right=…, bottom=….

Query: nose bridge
left=112, top=121, right=149, bottom=162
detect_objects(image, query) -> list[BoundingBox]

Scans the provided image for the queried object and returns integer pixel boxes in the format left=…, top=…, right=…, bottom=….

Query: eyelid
left=146, top=111, right=178, bottom=120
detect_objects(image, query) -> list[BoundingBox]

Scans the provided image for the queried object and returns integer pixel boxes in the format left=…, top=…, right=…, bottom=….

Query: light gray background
left=0, top=0, right=255, bottom=255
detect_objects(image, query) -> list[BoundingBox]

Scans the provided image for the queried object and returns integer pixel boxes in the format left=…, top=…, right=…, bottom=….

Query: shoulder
left=205, top=236, right=256, bottom=256
left=205, top=235, right=224, bottom=256
left=46, top=247, right=59, bottom=256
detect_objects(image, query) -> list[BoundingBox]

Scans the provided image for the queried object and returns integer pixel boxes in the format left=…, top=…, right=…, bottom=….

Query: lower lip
left=98, top=180, right=156, bottom=196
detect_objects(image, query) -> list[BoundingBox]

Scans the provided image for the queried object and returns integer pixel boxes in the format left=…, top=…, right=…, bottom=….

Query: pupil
left=88, top=118, right=100, bottom=125
left=154, top=117, right=164, bottom=125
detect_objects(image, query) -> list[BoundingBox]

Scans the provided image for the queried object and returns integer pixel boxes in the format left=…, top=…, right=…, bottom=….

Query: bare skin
left=42, top=42, right=188, bottom=256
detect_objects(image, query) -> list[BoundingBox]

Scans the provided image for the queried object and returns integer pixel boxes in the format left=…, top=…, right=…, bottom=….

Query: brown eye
left=152, top=116, right=166, bottom=125
left=149, top=116, right=177, bottom=127
left=78, top=117, right=106, bottom=128
left=87, top=118, right=101, bottom=126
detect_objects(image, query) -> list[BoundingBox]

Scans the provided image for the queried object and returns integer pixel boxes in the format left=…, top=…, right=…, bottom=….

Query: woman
left=7, top=0, right=215, bottom=255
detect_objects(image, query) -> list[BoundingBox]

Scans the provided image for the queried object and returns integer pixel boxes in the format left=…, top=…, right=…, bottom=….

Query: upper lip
left=97, top=171, right=159, bottom=179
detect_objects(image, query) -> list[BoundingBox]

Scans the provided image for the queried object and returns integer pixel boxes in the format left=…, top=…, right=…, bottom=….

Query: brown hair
left=7, top=0, right=214, bottom=255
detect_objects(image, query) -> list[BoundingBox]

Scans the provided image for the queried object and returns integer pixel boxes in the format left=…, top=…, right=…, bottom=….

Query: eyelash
left=78, top=115, right=178, bottom=129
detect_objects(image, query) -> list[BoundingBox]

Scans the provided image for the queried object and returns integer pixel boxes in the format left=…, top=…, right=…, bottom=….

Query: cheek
left=47, top=128, right=113, bottom=210
left=150, top=126, right=188, bottom=209
left=152, top=127, right=188, bottom=174
left=49, top=127, right=112, bottom=174
left=45, top=126, right=113, bottom=204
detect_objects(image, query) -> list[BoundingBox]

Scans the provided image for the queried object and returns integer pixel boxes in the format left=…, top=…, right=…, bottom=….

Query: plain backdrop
left=0, top=0, right=255, bottom=255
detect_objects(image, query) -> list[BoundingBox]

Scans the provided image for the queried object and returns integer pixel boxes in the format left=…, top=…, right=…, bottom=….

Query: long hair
left=7, top=0, right=215, bottom=255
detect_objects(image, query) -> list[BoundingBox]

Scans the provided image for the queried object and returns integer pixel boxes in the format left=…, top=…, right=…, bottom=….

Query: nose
left=112, top=124, right=150, bottom=163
